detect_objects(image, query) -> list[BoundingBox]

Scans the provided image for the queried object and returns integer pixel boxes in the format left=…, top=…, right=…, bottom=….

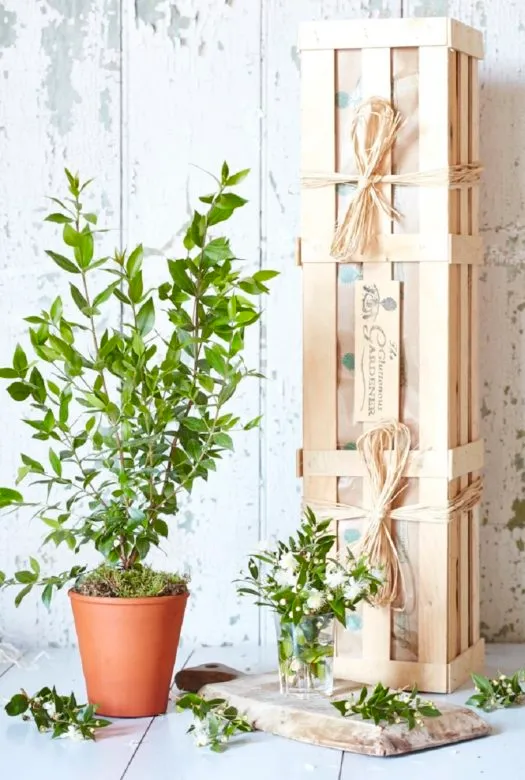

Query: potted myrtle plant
left=237, top=509, right=381, bottom=697
left=0, top=165, right=276, bottom=718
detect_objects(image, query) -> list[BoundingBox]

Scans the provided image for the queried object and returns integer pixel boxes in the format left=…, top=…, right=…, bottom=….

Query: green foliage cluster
left=466, top=671, right=525, bottom=712
left=332, top=683, right=441, bottom=730
left=0, top=164, right=276, bottom=604
left=237, top=507, right=381, bottom=626
left=176, top=693, right=252, bottom=751
left=5, top=687, right=110, bottom=740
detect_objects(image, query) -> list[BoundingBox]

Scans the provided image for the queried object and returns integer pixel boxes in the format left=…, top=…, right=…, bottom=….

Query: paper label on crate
left=354, top=281, right=400, bottom=422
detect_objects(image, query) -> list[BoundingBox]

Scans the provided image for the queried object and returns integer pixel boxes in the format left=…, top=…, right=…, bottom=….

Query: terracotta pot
left=69, top=590, right=188, bottom=718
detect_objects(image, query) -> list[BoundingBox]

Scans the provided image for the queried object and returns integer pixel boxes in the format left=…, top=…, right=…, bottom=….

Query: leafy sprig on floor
left=332, top=683, right=441, bottom=730
left=466, top=671, right=525, bottom=712
left=176, top=693, right=252, bottom=751
left=5, top=687, right=110, bottom=740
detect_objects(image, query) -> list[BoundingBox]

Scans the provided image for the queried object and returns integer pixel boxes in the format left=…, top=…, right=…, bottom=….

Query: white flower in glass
left=325, top=567, right=346, bottom=589
left=306, top=590, right=324, bottom=611
left=279, top=551, right=296, bottom=571
left=290, top=658, right=303, bottom=672
left=344, top=578, right=363, bottom=602
left=274, top=568, right=297, bottom=587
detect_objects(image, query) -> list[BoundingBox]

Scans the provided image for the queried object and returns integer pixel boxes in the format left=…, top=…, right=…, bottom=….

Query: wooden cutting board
left=200, top=673, right=490, bottom=757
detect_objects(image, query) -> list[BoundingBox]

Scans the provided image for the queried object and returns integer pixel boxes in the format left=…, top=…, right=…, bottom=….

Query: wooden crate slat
left=447, top=49, right=460, bottom=663
left=417, top=46, right=451, bottom=667
left=360, top=47, right=393, bottom=662
left=335, top=638, right=485, bottom=694
left=469, top=56, right=481, bottom=646
left=300, top=51, right=336, bottom=264
left=299, top=234, right=484, bottom=265
left=301, top=439, right=484, bottom=481
left=448, top=18, right=485, bottom=59
left=458, top=52, right=471, bottom=654
left=299, top=18, right=484, bottom=58
left=301, top=49, right=338, bottom=506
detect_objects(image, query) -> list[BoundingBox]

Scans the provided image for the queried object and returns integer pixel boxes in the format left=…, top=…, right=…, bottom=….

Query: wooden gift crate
left=298, top=18, right=484, bottom=693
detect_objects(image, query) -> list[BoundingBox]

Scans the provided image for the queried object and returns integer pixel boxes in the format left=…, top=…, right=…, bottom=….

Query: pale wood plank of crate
left=447, top=48, right=461, bottom=665
left=299, top=18, right=484, bottom=59
left=299, top=440, right=484, bottom=480
left=300, top=51, right=338, bottom=509
left=335, top=636, right=485, bottom=693
left=332, top=46, right=364, bottom=667
left=459, top=51, right=471, bottom=655
left=417, top=45, right=451, bottom=669
left=469, top=56, right=481, bottom=647
left=297, top=234, right=483, bottom=265
left=359, top=46, right=394, bottom=664
left=391, top=45, right=420, bottom=663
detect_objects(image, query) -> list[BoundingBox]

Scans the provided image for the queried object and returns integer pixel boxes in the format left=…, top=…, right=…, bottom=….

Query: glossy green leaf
left=15, top=570, right=36, bottom=584
left=5, top=694, right=29, bottom=716
left=7, top=381, right=31, bottom=401
left=226, top=168, right=250, bottom=186
left=63, top=223, right=81, bottom=247
left=0, top=367, right=18, bottom=378
left=93, top=281, right=120, bottom=307
left=14, top=584, right=33, bottom=607
left=49, top=448, right=62, bottom=477
left=50, top=296, right=63, bottom=324
left=44, top=213, right=72, bottom=224
left=126, top=244, right=143, bottom=278
left=0, top=487, right=23, bottom=507
left=136, top=298, right=155, bottom=336
left=45, top=250, right=80, bottom=274
left=128, top=271, right=143, bottom=303
left=69, top=283, right=88, bottom=313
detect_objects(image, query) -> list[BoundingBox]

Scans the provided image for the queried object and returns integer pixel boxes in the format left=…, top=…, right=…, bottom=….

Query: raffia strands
left=304, top=420, right=483, bottom=609
left=301, top=97, right=483, bottom=261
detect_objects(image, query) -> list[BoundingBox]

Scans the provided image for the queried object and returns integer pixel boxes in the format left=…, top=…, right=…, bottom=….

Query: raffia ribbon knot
left=302, top=97, right=483, bottom=260
left=305, top=420, right=483, bottom=609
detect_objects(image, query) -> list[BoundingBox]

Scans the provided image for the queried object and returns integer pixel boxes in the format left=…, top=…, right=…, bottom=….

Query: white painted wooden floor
left=1, top=643, right=524, bottom=779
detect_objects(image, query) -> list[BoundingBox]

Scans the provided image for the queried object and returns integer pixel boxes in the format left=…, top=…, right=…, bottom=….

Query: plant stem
left=79, top=261, right=130, bottom=567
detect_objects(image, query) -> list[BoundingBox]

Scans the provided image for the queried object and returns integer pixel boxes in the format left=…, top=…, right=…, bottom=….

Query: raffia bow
left=302, top=97, right=483, bottom=260
left=305, top=420, right=483, bottom=609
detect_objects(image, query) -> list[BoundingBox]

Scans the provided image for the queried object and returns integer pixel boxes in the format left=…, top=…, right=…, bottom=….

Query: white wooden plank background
left=0, top=0, right=524, bottom=649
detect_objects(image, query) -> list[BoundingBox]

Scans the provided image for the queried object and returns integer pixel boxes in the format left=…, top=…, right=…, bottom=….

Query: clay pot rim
left=68, top=589, right=189, bottom=607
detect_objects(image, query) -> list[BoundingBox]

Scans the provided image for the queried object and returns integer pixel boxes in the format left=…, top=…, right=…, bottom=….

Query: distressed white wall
left=0, top=0, right=523, bottom=647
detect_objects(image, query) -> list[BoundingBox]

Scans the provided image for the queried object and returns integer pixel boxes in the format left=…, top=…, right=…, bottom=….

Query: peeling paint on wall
left=474, top=1, right=487, bottom=28
left=40, top=1, right=93, bottom=134
left=99, top=86, right=113, bottom=131
left=410, top=0, right=449, bottom=16
left=0, top=3, right=17, bottom=51
left=167, top=4, right=193, bottom=47
left=508, top=499, right=525, bottom=532
left=134, top=0, right=165, bottom=29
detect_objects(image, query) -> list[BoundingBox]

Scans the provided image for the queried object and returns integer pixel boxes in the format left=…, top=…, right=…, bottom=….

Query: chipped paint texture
left=0, top=0, right=524, bottom=648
